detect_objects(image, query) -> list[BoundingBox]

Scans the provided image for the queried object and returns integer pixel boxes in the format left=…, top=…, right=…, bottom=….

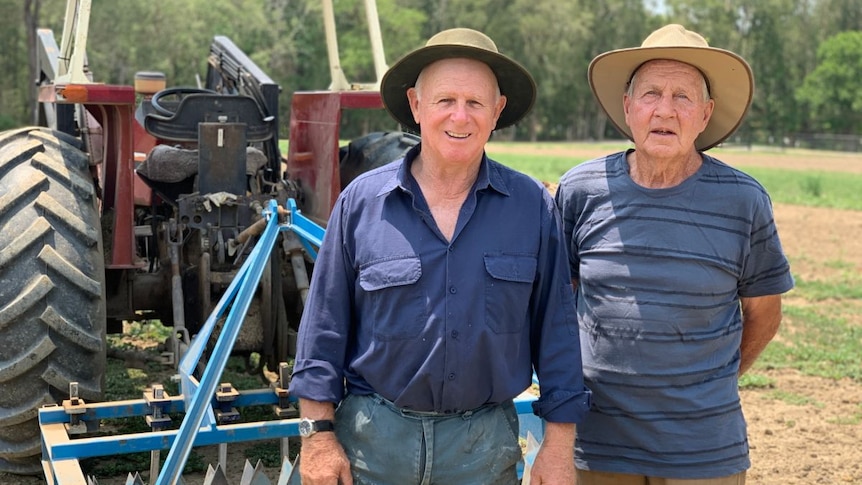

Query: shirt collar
left=376, top=143, right=511, bottom=198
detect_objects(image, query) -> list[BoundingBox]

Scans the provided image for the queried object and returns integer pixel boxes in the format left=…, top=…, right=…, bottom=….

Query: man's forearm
left=298, top=397, right=336, bottom=420
left=739, top=294, right=783, bottom=375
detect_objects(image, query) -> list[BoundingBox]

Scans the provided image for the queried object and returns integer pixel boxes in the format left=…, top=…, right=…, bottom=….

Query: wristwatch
left=298, top=417, right=335, bottom=438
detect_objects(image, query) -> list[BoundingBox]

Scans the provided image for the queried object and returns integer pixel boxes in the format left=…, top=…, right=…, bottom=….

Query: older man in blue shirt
left=288, top=28, right=591, bottom=485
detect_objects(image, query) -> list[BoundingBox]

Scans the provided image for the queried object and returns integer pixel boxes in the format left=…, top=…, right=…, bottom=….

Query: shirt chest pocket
left=359, top=257, right=426, bottom=340
left=484, top=254, right=537, bottom=334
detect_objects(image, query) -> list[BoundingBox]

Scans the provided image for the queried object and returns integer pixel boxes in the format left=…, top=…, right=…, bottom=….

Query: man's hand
left=297, top=398, right=352, bottom=484
left=299, top=432, right=353, bottom=485
left=527, top=422, right=576, bottom=484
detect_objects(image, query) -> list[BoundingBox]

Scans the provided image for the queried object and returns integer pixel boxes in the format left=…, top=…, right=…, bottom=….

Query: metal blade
left=202, top=463, right=230, bottom=485
left=239, top=459, right=272, bottom=485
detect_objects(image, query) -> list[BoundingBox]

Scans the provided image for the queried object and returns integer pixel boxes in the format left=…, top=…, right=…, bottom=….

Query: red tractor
left=0, top=0, right=417, bottom=474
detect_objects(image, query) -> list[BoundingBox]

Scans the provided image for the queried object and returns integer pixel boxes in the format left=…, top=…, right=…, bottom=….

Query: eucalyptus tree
left=796, top=30, right=862, bottom=135
left=581, top=0, right=657, bottom=142
left=736, top=0, right=813, bottom=146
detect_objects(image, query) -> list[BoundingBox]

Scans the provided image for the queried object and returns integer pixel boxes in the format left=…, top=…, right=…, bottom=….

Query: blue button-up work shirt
left=288, top=145, right=590, bottom=423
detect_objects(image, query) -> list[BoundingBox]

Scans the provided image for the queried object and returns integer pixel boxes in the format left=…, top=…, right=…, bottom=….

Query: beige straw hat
left=589, top=24, right=754, bottom=151
left=381, top=28, right=536, bottom=133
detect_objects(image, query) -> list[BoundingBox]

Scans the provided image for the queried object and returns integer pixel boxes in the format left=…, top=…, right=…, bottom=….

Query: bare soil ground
left=744, top=200, right=862, bottom=484
left=3, top=145, right=860, bottom=484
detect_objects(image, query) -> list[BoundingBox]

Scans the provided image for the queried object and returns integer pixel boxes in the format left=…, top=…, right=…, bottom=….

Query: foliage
left=87, top=341, right=283, bottom=477
left=244, top=440, right=283, bottom=468
left=796, top=31, right=862, bottom=134
left=81, top=449, right=207, bottom=478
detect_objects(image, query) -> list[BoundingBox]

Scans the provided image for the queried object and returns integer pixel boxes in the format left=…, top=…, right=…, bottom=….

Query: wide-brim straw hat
left=589, top=24, right=754, bottom=151
left=381, top=28, right=536, bottom=133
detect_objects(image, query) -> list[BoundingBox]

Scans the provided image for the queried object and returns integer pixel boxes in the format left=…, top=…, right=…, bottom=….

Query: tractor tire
left=339, top=131, right=420, bottom=189
left=0, top=127, right=106, bottom=475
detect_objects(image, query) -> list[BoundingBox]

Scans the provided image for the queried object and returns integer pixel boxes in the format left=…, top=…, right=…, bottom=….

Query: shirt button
left=451, top=330, right=459, bottom=339
left=449, top=286, right=457, bottom=294
left=448, top=373, right=455, bottom=380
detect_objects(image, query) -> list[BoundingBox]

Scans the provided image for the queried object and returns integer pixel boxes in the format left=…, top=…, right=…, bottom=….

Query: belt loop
left=370, top=393, right=386, bottom=407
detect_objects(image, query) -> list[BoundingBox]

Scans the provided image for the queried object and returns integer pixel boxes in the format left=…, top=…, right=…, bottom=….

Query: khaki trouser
left=577, top=469, right=746, bottom=485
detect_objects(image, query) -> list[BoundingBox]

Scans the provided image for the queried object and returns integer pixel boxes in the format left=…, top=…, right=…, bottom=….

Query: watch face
left=299, top=418, right=313, bottom=437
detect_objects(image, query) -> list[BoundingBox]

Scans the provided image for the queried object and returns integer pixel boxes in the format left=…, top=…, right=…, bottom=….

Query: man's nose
left=654, top=93, right=676, bottom=116
left=450, top=102, right=470, bottom=122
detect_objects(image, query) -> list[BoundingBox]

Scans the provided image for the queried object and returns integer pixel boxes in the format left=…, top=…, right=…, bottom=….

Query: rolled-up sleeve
left=288, top=193, right=354, bottom=403
left=530, top=191, right=592, bottom=423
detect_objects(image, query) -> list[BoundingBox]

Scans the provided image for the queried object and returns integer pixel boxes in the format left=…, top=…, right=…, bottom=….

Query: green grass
left=738, top=373, right=775, bottom=389
left=754, top=268, right=862, bottom=383
left=739, top=167, right=862, bottom=210
left=793, top=270, right=862, bottom=301
left=756, top=304, right=862, bottom=381
left=491, top=153, right=586, bottom=183
left=767, top=390, right=824, bottom=407
left=483, top=141, right=862, bottom=211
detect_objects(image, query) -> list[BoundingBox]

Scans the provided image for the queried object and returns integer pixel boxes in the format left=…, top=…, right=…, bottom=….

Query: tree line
left=1, top=0, right=860, bottom=147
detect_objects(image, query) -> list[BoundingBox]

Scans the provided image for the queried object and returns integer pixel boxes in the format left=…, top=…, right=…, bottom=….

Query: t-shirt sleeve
left=739, top=192, right=795, bottom=297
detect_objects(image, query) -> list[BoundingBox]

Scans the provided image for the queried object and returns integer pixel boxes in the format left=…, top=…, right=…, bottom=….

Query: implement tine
left=203, top=463, right=230, bottom=485
left=87, top=476, right=99, bottom=485
left=240, top=459, right=271, bottom=485
left=277, top=455, right=301, bottom=485
left=239, top=460, right=254, bottom=485
left=240, top=460, right=254, bottom=484
left=124, top=472, right=145, bottom=485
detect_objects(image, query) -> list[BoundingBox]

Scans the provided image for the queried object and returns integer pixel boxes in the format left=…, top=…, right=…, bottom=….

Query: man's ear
left=702, top=98, right=715, bottom=126
left=407, top=87, right=421, bottom=125
left=493, top=94, right=508, bottom=128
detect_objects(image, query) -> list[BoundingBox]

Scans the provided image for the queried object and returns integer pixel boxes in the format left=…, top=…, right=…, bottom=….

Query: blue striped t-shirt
left=555, top=150, right=794, bottom=479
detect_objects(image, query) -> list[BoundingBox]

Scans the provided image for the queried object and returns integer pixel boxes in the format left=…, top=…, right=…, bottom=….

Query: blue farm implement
left=38, top=199, right=542, bottom=484
left=0, top=0, right=546, bottom=483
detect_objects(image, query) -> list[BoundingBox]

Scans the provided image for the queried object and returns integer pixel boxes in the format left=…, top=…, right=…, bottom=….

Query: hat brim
left=589, top=46, right=753, bottom=151
left=381, top=45, right=537, bottom=133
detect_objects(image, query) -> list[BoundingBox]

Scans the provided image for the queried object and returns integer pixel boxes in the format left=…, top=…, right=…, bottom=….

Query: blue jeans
left=334, top=393, right=522, bottom=485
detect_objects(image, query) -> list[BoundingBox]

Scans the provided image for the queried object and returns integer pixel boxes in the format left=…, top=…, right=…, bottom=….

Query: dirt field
left=722, top=150, right=862, bottom=484
left=741, top=201, right=862, bottom=484
left=2, top=145, right=860, bottom=484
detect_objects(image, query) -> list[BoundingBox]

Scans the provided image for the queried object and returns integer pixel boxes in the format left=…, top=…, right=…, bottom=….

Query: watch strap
left=313, top=419, right=335, bottom=433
